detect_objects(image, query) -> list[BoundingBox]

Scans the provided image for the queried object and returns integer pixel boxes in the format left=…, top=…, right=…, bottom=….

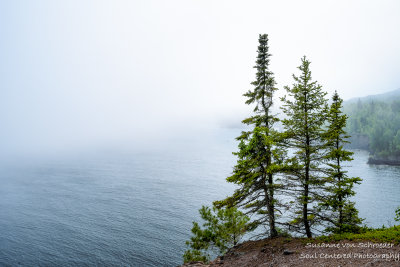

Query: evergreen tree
left=183, top=206, right=250, bottom=263
left=281, top=56, right=328, bottom=238
left=215, top=34, right=286, bottom=238
left=321, top=91, right=362, bottom=233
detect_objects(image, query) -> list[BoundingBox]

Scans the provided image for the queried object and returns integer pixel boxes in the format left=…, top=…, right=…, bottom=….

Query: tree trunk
left=303, top=173, right=312, bottom=238
left=268, top=173, right=278, bottom=237
left=337, top=138, right=343, bottom=228
left=304, top=122, right=312, bottom=238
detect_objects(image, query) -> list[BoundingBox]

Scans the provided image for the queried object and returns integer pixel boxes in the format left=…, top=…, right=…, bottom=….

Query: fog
left=1, top=0, right=400, bottom=158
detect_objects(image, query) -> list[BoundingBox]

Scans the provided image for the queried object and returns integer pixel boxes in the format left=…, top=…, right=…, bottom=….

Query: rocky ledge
left=181, top=237, right=400, bottom=267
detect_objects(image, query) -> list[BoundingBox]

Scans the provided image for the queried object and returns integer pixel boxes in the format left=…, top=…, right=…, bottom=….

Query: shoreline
left=367, top=157, right=400, bottom=166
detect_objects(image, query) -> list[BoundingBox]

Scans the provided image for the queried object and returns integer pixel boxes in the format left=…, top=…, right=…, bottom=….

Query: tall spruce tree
left=215, top=34, right=286, bottom=238
left=320, top=91, right=362, bottom=233
left=281, top=56, right=328, bottom=238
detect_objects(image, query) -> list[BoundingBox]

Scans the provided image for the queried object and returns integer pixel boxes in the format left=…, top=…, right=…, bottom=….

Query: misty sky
left=1, top=0, right=400, bottom=156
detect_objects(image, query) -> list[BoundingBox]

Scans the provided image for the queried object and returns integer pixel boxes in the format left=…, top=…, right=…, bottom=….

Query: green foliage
left=318, top=226, right=400, bottom=244
left=182, top=249, right=208, bottom=264
left=216, top=34, right=287, bottom=238
left=183, top=36, right=368, bottom=264
left=323, top=203, right=363, bottom=234
left=395, top=207, right=400, bottom=222
left=244, top=34, right=277, bottom=119
left=183, top=206, right=251, bottom=263
left=281, top=56, right=328, bottom=238
left=345, top=99, right=400, bottom=159
left=320, top=91, right=363, bottom=234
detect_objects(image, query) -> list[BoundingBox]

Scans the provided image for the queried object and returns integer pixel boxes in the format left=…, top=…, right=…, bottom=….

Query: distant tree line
left=183, top=34, right=362, bottom=263
left=345, top=99, right=400, bottom=160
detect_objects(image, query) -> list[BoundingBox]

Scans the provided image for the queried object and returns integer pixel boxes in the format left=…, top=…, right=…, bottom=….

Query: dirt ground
left=182, top=238, right=400, bottom=267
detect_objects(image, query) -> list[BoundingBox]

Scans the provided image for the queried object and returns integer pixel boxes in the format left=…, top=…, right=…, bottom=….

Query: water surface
left=0, top=129, right=399, bottom=266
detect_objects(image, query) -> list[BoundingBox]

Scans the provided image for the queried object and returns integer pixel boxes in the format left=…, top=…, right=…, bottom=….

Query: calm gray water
left=0, top=129, right=400, bottom=266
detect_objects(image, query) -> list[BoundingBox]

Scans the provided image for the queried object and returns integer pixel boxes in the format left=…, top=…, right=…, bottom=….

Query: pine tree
left=215, top=34, right=286, bottom=238
left=281, top=56, right=328, bottom=238
left=183, top=206, right=250, bottom=263
left=321, top=91, right=362, bottom=233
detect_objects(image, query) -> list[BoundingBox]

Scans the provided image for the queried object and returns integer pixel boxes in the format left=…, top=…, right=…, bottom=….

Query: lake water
left=1, top=128, right=400, bottom=266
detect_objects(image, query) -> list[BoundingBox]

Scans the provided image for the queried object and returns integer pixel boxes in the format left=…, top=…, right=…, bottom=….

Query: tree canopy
left=183, top=35, right=363, bottom=264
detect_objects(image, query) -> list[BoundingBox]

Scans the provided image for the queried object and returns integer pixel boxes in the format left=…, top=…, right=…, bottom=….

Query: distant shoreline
left=368, top=157, right=400, bottom=166
left=347, top=147, right=400, bottom=166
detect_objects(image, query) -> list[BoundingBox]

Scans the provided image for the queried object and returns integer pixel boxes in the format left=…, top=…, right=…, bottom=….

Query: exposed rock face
left=180, top=238, right=400, bottom=267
